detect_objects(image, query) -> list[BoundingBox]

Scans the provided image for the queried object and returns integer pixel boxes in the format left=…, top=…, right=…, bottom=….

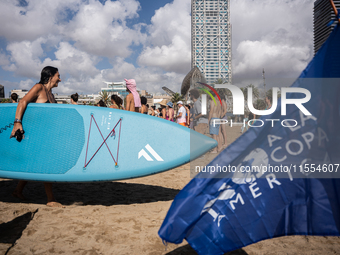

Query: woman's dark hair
left=98, top=100, right=106, bottom=107
left=71, top=93, right=79, bottom=102
left=39, top=66, right=59, bottom=85
left=185, top=104, right=191, bottom=110
left=111, top=95, right=123, bottom=108
left=151, top=106, right=156, bottom=110
left=11, top=93, right=18, bottom=102
left=141, top=96, right=147, bottom=105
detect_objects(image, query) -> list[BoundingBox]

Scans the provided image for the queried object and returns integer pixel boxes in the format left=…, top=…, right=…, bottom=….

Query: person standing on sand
left=208, top=96, right=222, bottom=153
left=125, top=79, right=141, bottom=112
left=185, top=104, right=191, bottom=127
left=176, top=101, right=187, bottom=127
left=166, top=101, right=174, bottom=121
left=10, top=66, right=64, bottom=208
left=220, top=93, right=228, bottom=147
left=190, top=88, right=208, bottom=134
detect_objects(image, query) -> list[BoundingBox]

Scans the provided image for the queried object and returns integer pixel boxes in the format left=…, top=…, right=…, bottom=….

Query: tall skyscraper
left=191, top=0, right=232, bottom=85
left=314, top=0, right=340, bottom=54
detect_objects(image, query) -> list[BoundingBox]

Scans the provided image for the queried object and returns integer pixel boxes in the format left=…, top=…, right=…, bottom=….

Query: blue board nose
left=190, top=130, right=217, bottom=160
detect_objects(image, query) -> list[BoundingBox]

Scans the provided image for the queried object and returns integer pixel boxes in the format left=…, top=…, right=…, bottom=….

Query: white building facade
left=191, top=0, right=232, bottom=85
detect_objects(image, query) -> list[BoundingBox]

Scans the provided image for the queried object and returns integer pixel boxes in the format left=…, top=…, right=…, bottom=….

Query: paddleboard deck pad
left=0, top=104, right=217, bottom=182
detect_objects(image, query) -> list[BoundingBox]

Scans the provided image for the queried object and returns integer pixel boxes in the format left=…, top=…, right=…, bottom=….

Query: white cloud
left=5, top=38, right=48, bottom=77
left=0, top=0, right=81, bottom=41
left=147, top=0, right=191, bottom=46
left=0, top=0, right=152, bottom=94
left=0, top=51, right=10, bottom=66
left=231, top=0, right=314, bottom=84
left=138, top=35, right=191, bottom=73
left=101, top=57, right=184, bottom=93
left=54, top=42, right=100, bottom=78
left=0, top=0, right=316, bottom=97
left=102, top=57, right=137, bottom=81
left=62, top=0, right=145, bottom=58
left=138, top=0, right=191, bottom=74
left=19, top=79, right=35, bottom=90
left=234, top=38, right=311, bottom=77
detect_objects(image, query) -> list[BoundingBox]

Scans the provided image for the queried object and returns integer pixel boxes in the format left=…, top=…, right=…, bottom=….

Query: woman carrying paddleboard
left=10, top=66, right=64, bottom=208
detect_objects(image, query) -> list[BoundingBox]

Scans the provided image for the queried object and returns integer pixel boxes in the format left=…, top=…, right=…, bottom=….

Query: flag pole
left=329, top=0, right=340, bottom=23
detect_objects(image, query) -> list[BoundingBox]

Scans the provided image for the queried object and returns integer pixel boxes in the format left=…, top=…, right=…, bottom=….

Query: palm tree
left=171, top=93, right=183, bottom=104
left=240, top=87, right=248, bottom=101
left=99, top=90, right=110, bottom=107
left=253, top=99, right=266, bottom=111
left=171, top=92, right=184, bottom=113
left=247, top=84, right=260, bottom=100
left=214, top=78, right=231, bottom=97
left=266, top=88, right=281, bottom=99
left=215, top=78, right=224, bottom=84
left=240, top=84, right=260, bottom=102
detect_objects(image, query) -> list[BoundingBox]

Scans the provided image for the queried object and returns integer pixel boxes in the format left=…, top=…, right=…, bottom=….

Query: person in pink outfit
left=125, top=79, right=141, bottom=112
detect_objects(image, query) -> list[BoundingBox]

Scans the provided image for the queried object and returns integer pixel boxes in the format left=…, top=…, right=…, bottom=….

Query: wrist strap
left=14, top=119, right=22, bottom=123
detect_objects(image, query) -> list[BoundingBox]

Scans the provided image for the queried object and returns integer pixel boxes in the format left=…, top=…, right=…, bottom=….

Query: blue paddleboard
left=0, top=103, right=217, bottom=182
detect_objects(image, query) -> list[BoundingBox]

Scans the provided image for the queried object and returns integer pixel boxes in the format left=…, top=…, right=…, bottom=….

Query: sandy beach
left=1, top=126, right=340, bottom=255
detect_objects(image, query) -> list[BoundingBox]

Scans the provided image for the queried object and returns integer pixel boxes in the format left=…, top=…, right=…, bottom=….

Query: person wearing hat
left=166, top=101, right=174, bottom=122
left=159, top=99, right=167, bottom=119
left=176, top=101, right=187, bottom=126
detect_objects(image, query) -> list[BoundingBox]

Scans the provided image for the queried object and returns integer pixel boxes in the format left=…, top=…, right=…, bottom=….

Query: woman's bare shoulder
left=30, top=83, right=44, bottom=92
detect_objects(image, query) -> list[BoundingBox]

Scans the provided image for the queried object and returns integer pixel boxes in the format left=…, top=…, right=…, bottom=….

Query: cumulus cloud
left=5, top=38, right=49, bottom=77
left=138, top=0, right=191, bottom=74
left=19, top=79, right=35, bottom=90
left=0, top=0, right=81, bottom=41
left=138, top=35, right=190, bottom=73
left=54, top=42, right=99, bottom=78
left=101, top=57, right=184, bottom=93
left=0, top=51, right=10, bottom=66
left=0, top=0, right=316, bottom=96
left=0, top=0, right=150, bottom=94
left=231, top=0, right=314, bottom=85
left=62, top=0, right=145, bottom=58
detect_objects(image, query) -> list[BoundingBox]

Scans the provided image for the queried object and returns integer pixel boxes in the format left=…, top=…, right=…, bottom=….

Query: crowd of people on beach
left=7, top=67, right=199, bottom=208
left=88, top=80, right=196, bottom=128
left=7, top=65, right=271, bottom=208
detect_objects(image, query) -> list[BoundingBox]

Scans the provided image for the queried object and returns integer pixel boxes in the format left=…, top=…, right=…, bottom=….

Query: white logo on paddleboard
left=138, top=144, right=164, bottom=162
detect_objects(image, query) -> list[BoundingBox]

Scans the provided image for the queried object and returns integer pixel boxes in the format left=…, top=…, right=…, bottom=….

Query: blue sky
left=0, top=0, right=314, bottom=96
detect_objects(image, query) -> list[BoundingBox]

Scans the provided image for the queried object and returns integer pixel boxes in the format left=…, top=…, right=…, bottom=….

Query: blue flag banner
left=158, top=25, right=340, bottom=255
